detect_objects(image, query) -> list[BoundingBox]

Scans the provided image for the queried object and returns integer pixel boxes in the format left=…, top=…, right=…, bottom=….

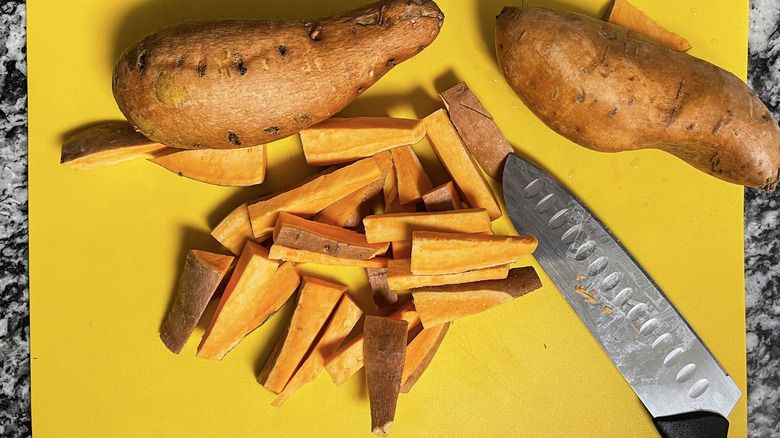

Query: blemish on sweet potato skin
left=227, top=131, right=242, bottom=146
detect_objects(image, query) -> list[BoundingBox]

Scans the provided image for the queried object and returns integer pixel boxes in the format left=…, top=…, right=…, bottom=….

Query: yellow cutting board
left=28, top=0, right=747, bottom=436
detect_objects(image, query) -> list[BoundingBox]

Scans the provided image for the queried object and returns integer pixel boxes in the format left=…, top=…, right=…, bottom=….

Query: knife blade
left=502, top=153, right=741, bottom=438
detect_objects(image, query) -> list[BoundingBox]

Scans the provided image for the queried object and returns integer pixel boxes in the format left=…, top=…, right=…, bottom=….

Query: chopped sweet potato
left=245, top=262, right=301, bottom=334
left=410, top=231, right=538, bottom=275
left=392, top=240, right=412, bottom=259
left=400, top=321, right=450, bottom=393
left=412, top=267, right=542, bottom=327
left=423, top=109, right=502, bottom=219
left=422, top=181, right=463, bottom=211
left=301, top=117, right=426, bottom=165
left=248, top=157, right=384, bottom=238
left=363, top=208, right=492, bottom=243
left=160, top=251, right=234, bottom=354
left=211, top=167, right=339, bottom=254
left=197, top=242, right=281, bottom=360
left=151, top=144, right=266, bottom=186
left=387, top=258, right=510, bottom=290
left=258, top=277, right=346, bottom=393
left=603, top=0, right=691, bottom=51
left=383, top=165, right=418, bottom=214
left=391, top=146, right=434, bottom=205
left=366, top=267, right=398, bottom=308
left=324, top=302, right=420, bottom=386
left=268, top=244, right=390, bottom=268
left=273, top=212, right=389, bottom=260
left=313, top=151, right=393, bottom=228
left=60, top=121, right=171, bottom=170
left=364, top=316, right=409, bottom=437
left=439, top=83, right=514, bottom=181
left=272, top=294, right=363, bottom=406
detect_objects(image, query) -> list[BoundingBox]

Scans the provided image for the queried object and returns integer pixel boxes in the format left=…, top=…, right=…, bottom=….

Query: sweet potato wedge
left=245, top=261, right=301, bottom=334
left=197, top=242, right=281, bottom=360
left=421, top=181, right=463, bottom=211
left=273, top=212, right=389, bottom=260
left=363, top=208, right=491, bottom=243
left=391, top=240, right=413, bottom=259
left=150, top=144, right=266, bottom=186
left=313, top=151, right=393, bottom=228
left=411, top=231, right=538, bottom=275
left=412, top=266, right=542, bottom=327
left=211, top=167, right=339, bottom=254
left=387, top=259, right=510, bottom=290
left=423, top=109, right=502, bottom=219
left=324, top=301, right=420, bottom=386
left=258, top=277, right=346, bottom=393
left=272, top=293, right=363, bottom=406
left=268, top=244, right=390, bottom=268
left=248, top=157, right=383, bottom=238
left=382, top=165, right=418, bottom=214
left=60, top=121, right=170, bottom=170
left=301, top=118, right=426, bottom=165
left=160, top=250, right=234, bottom=354
left=366, top=267, right=398, bottom=308
left=439, top=82, right=514, bottom=181
left=364, top=316, right=409, bottom=437
left=603, top=0, right=691, bottom=51
left=400, top=321, right=450, bottom=393
left=391, top=146, right=434, bottom=205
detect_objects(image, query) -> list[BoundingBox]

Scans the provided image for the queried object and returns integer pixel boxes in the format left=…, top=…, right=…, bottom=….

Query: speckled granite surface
left=1, top=1, right=779, bottom=437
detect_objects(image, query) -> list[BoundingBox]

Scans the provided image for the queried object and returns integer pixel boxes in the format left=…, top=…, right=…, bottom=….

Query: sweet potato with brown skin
left=112, top=0, right=444, bottom=149
left=363, top=316, right=408, bottom=437
left=273, top=212, right=389, bottom=260
left=422, top=181, right=462, bottom=211
left=603, top=0, right=691, bottom=52
left=496, top=7, right=780, bottom=191
left=366, top=267, right=398, bottom=308
left=61, top=121, right=170, bottom=170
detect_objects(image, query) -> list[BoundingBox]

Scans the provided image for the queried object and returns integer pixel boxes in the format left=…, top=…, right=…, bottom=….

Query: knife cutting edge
left=502, top=153, right=741, bottom=438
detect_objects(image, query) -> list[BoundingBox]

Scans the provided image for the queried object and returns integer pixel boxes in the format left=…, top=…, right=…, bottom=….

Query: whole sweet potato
left=496, top=7, right=780, bottom=191
left=113, top=0, right=444, bottom=149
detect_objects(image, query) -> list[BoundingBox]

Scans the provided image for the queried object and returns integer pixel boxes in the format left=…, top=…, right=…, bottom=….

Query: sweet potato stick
left=603, top=0, right=691, bottom=51
left=366, top=267, right=398, bottom=308
left=392, top=241, right=413, bottom=259
left=151, top=144, right=266, bottom=186
left=301, top=117, right=425, bottom=165
left=383, top=165, right=418, bottom=214
left=387, top=258, right=509, bottom=290
left=60, top=121, right=170, bottom=170
left=364, top=316, right=409, bottom=437
left=422, top=181, right=463, bottom=211
left=268, top=244, right=389, bottom=268
left=363, top=208, right=491, bottom=243
left=391, top=146, right=434, bottom=205
left=273, top=212, right=389, bottom=260
left=258, top=277, right=346, bottom=393
left=439, top=83, right=514, bottom=181
left=245, top=262, right=300, bottom=335
left=272, top=294, right=363, bottom=406
left=160, top=251, right=234, bottom=354
left=412, top=267, right=542, bottom=327
left=400, top=321, right=451, bottom=393
left=410, top=231, right=538, bottom=275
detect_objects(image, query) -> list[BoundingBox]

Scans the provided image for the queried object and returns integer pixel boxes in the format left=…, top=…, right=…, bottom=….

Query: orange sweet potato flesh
left=268, top=244, right=390, bottom=268
left=211, top=167, right=338, bottom=254
left=412, top=266, right=542, bottom=327
left=151, top=144, right=266, bottom=186
left=366, top=267, right=398, bottom=308
left=439, top=82, right=514, bottom=181
left=60, top=121, right=171, bottom=170
left=364, top=316, right=409, bottom=437
left=387, top=258, right=509, bottom=290
left=313, top=151, right=393, bottom=228
left=248, top=157, right=383, bottom=238
left=245, top=262, right=300, bottom=335
left=258, top=277, right=346, bottom=393
left=422, top=181, right=463, bottom=211
left=273, top=212, right=389, bottom=260
left=423, top=109, right=502, bottom=219
left=400, top=321, right=450, bottom=393
left=391, top=146, right=434, bottom=205
left=301, top=117, right=426, bottom=165
left=324, top=301, right=420, bottom=386
left=391, top=240, right=412, bottom=259
left=160, top=250, right=234, bottom=354
left=197, top=241, right=281, bottom=360
left=382, top=165, right=418, bottom=214
left=272, top=293, right=363, bottom=406
left=411, top=230, right=538, bottom=275
left=363, top=208, right=492, bottom=243
left=603, top=0, right=691, bottom=51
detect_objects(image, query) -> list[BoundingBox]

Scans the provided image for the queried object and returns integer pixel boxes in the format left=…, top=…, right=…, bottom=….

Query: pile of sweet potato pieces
left=159, top=83, right=543, bottom=436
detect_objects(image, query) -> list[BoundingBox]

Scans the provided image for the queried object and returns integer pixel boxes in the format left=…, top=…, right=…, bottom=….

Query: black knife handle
left=653, top=411, right=729, bottom=438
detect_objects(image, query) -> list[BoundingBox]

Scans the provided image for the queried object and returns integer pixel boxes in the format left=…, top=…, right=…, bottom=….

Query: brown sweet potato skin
left=496, top=7, right=780, bottom=191
left=113, top=0, right=444, bottom=149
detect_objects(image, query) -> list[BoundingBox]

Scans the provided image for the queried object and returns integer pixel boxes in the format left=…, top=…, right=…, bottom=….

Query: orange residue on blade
left=587, top=289, right=597, bottom=297
left=575, top=285, right=598, bottom=304
left=601, top=306, right=613, bottom=314
left=576, top=272, right=586, bottom=280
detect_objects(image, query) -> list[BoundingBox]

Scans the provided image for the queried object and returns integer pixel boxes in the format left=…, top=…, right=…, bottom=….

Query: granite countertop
left=1, top=1, right=778, bottom=437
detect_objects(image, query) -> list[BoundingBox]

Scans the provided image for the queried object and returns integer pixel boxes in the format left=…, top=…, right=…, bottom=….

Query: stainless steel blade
left=502, top=153, right=741, bottom=419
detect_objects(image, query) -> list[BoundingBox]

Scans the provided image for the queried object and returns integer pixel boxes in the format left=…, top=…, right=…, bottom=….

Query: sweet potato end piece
left=151, top=144, right=267, bottom=186
left=61, top=121, right=169, bottom=170
left=604, top=0, right=692, bottom=51
left=364, top=316, right=409, bottom=437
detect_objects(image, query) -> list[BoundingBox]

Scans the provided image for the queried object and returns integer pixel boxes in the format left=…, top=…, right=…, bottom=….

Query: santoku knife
left=502, top=153, right=741, bottom=438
